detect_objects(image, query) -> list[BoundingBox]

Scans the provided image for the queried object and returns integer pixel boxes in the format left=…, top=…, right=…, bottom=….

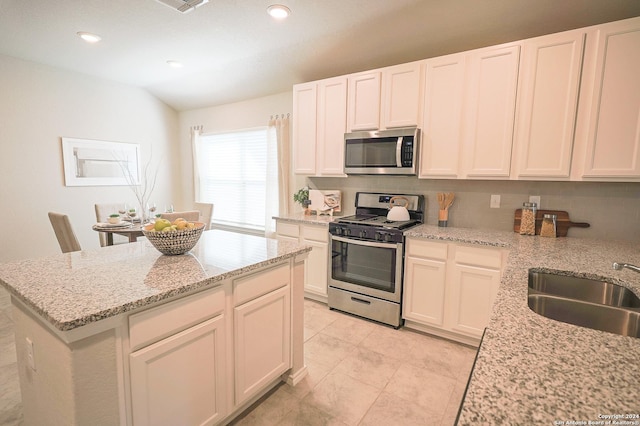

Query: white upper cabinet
left=292, top=82, right=317, bottom=175
left=317, top=77, right=348, bottom=176
left=347, top=71, right=381, bottom=131
left=381, top=62, right=423, bottom=129
left=294, top=17, right=640, bottom=182
left=461, top=45, right=520, bottom=179
left=512, top=30, right=585, bottom=179
left=293, top=77, right=347, bottom=176
left=348, top=62, right=422, bottom=131
left=575, top=17, right=640, bottom=179
left=419, top=52, right=466, bottom=178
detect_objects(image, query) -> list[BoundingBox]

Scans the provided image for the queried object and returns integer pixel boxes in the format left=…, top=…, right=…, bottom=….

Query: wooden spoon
left=444, top=192, right=455, bottom=210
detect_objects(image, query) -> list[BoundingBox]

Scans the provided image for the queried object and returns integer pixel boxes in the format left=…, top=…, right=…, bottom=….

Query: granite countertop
left=273, top=214, right=336, bottom=226
left=406, top=225, right=640, bottom=424
left=0, top=230, right=311, bottom=332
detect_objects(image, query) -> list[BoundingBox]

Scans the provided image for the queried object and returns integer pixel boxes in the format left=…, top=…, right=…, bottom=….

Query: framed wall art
left=61, top=138, right=140, bottom=186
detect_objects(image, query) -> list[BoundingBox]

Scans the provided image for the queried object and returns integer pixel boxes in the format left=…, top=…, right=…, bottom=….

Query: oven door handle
left=331, top=235, right=398, bottom=249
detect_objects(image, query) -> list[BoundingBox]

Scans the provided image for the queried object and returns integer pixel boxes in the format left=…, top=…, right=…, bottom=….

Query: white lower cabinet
left=276, top=220, right=329, bottom=301
left=403, top=238, right=505, bottom=346
left=403, top=239, right=448, bottom=326
left=128, top=262, right=295, bottom=425
left=234, top=285, right=290, bottom=405
left=448, top=265, right=501, bottom=336
left=233, top=263, right=291, bottom=405
left=130, top=314, right=227, bottom=426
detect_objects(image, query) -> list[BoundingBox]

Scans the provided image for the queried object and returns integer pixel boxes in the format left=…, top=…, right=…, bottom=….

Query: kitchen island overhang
left=0, top=229, right=311, bottom=425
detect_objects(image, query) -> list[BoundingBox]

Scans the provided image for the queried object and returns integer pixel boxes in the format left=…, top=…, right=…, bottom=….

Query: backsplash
left=301, top=176, right=640, bottom=242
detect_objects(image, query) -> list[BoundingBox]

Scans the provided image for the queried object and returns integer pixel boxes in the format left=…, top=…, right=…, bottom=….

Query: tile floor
left=0, top=290, right=475, bottom=426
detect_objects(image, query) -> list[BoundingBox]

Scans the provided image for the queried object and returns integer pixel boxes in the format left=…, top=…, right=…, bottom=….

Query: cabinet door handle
left=351, top=297, right=371, bottom=305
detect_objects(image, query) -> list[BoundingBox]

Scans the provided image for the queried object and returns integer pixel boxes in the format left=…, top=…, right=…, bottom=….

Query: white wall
left=0, top=55, right=180, bottom=262
left=177, top=91, right=293, bottom=211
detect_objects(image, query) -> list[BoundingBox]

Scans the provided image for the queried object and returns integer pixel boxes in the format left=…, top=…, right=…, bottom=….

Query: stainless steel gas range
left=328, top=192, right=425, bottom=328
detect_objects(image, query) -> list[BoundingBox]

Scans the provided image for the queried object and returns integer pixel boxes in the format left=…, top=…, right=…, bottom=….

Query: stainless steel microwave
left=344, top=127, right=420, bottom=175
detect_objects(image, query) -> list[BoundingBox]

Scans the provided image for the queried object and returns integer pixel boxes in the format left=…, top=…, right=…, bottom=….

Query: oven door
left=329, top=235, right=403, bottom=303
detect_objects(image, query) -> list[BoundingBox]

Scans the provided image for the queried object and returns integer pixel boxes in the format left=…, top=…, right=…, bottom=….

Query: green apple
left=154, top=219, right=171, bottom=232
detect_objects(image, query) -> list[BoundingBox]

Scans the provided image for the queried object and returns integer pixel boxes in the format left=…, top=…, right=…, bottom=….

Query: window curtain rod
left=270, top=113, right=290, bottom=120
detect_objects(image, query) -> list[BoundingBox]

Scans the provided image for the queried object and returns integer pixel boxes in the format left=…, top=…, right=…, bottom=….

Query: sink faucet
left=613, top=262, right=640, bottom=274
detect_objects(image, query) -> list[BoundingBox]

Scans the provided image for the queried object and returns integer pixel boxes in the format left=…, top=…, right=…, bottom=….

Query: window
left=196, top=127, right=278, bottom=232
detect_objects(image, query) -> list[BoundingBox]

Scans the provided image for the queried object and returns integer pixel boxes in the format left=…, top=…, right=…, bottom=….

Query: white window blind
left=197, top=127, right=277, bottom=231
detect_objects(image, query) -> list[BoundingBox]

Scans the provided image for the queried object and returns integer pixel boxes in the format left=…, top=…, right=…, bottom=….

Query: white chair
left=194, top=202, right=214, bottom=230
left=160, top=210, right=200, bottom=223
left=48, top=212, right=81, bottom=253
left=94, top=203, right=126, bottom=247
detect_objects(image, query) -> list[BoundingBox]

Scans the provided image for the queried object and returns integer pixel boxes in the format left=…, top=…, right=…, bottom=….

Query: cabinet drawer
left=302, top=225, right=328, bottom=242
left=454, top=245, right=502, bottom=269
left=129, top=286, right=225, bottom=352
left=276, top=222, right=300, bottom=238
left=234, top=263, right=290, bottom=306
left=407, top=238, right=448, bottom=260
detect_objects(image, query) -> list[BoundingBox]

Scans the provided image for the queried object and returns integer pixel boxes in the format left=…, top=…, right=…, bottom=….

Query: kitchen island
left=405, top=225, right=640, bottom=425
left=0, top=229, right=311, bottom=425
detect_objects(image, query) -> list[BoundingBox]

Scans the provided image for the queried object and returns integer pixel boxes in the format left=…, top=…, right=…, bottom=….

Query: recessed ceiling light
left=267, top=4, right=291, bottom=20
left=76, top=32, right=101, bottom=43
left=166, top=60, right=184, bottom=68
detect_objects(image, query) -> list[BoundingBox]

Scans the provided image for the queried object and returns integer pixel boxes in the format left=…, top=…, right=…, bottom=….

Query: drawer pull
left=351, top=297, right=371, bottom=305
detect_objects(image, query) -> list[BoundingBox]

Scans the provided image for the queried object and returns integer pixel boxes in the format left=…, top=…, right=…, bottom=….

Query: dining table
left=92, top=221, right=146, bottom=246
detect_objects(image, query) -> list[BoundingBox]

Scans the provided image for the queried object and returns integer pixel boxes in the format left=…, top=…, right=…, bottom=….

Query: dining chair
left=48, top=212, right=81, bottom=253
left=194, top=202, right=214, bottom=230
left=160, top=210, right=200, bottom=223
left=94, top=203, right=126, bottom=247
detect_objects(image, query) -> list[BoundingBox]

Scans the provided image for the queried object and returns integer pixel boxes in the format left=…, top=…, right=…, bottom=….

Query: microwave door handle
left=396, top=137, right=402, bottom=167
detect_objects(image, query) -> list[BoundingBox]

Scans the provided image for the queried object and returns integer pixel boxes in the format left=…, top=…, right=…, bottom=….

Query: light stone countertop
left=0, top=230, right=311, bottom=332
left=406, top=225, right=640, bottom=424
left=273, top=214, right=336, bottom=226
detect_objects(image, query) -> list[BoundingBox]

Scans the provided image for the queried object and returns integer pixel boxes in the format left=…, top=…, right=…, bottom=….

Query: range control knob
left=359, top=230, right=366, bottom=239
left=375, top=232, right=383, bottom=241
left=344, top=228, right=351, bottom=237
left=384, top=233, right=393, bottom=242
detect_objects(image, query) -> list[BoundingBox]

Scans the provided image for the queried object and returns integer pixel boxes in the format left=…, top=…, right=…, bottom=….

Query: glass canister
left=520, top=202, right=537, bottom=235
left=540, top=213, right=557, bottom=238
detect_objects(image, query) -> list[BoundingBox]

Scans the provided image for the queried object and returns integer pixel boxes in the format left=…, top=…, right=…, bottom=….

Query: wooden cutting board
left=513, top=209, right=590, bottom=237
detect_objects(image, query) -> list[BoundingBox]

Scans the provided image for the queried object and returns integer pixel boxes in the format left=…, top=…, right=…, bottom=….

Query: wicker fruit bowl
left=142, top=222, right=205, bottom=255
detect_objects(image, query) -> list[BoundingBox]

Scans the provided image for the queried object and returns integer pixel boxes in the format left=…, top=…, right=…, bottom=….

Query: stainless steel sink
left=529, top=271, right=640, bottom=308
left=528, top=294, right=640, bottom=338
left=527, top=271, right=640, bottom=338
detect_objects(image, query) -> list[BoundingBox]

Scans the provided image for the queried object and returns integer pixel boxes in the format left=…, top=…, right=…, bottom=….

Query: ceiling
left=2, top=0, right=640, bottom=112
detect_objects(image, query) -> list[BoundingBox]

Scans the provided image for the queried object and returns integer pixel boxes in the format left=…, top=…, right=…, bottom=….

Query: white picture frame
left=61, top=138, right=140, bottom=186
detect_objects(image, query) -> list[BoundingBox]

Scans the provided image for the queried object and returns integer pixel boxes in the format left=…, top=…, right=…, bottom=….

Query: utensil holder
left=438, top=209, right=448, bottom=227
